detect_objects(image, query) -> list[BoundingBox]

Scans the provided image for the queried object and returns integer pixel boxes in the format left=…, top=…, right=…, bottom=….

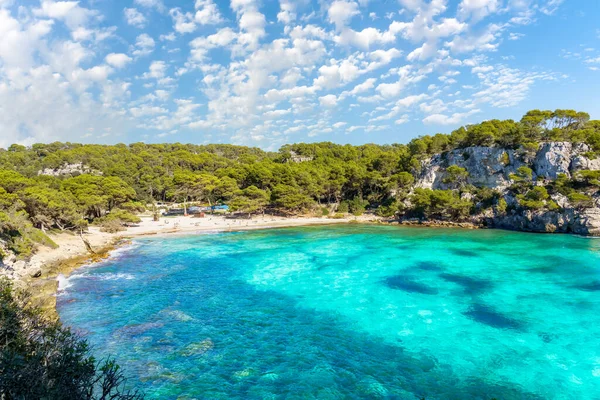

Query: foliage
left=336, top=202, right=349, bottom=213
left=517, top=187, right=553, bottom=210
left=409, top=189, right=473, bottom=220
left=442, top=165, right=469, bottom=187
left=96, top=210, right=142, bottom=233
left=568, top=192, right=595, bottom=209
left=573, top=170, right=600, bottom=187
left=0, top=278, right=143, bottom=399
left=510, top=166, right=533, bottom=182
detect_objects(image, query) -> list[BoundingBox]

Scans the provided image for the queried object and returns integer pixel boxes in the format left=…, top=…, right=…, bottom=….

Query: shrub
left=442, top=165, right=469, bottom=186
left=517, top=187, right=551, bottom=210
left=336, top=202, right=349, bottom=213
left=496, top=198, right=507, bottom=214
left=568, top=192, right=595, bottom=209
left=99, top=219, right=126, bottom=233
left=321, top=207, right=330, bottom=216
left=510, top=166, right=533, bottom=182
left=348, top=197, right=368, bottom=216
left=0, top=278, right=143, bottom=399
left=375, top=204, right=398, bottom=218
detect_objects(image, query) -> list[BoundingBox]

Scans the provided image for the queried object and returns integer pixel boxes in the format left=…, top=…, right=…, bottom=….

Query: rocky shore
left=415, top=141, right=600, bottom=236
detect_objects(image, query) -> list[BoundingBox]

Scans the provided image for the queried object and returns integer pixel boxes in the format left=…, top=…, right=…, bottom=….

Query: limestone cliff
left=414, top=142, right=600, bottom=235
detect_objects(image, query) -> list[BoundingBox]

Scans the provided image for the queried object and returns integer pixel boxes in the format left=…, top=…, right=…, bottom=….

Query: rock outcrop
left=417, top=146, right=525, bottom=190
left=38, top=163, right=102, bottom=177
left=415, top=142, right=600, bottom=235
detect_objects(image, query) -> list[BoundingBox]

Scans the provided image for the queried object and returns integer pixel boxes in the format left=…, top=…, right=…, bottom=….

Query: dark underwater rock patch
left=439, top=273, right=493, bottom=295
left=415, top=261, right=442, bottom=271
left=573, top=281, right=600, bottom=292
left=450, top=249, right=479, bottom=258
left=463, top=304, right=525, bottom=331
left=384, top=275, right=439, bottom=295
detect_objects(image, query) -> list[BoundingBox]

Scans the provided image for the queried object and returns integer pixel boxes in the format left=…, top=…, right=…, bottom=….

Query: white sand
left=4, top=214, right=379, bottom=281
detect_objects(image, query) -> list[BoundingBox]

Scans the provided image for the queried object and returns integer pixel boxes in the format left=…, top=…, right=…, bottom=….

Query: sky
left=0, top=0, right=599, bottom=150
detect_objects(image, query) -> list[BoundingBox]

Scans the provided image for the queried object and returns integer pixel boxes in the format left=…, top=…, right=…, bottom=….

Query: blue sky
left=0, top=0, right=598, bottom=150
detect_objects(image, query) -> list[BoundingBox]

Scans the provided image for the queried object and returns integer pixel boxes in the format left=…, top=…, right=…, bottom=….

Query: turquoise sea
left=57, top=225, right=600, bottom=399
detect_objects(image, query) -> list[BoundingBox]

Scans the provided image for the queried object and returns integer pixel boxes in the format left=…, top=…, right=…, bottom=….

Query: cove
left=57, top=225, right=600, bottom=399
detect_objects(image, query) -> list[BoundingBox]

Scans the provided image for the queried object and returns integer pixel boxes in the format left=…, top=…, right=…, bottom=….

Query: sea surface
left=56, top=225, right=600, bottom=399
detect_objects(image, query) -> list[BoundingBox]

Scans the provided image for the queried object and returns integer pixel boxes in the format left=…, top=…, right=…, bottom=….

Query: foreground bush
left=0, top=278, right=143, bottom=400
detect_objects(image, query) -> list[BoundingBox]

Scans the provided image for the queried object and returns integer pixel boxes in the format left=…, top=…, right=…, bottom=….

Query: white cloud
left=423, top=109, right=480, bottom=125
left=124, top=8, right=146, bottom=28
left=328, top=0, right=359, bottom=30
left=319, top=94, right=338, bottom=107
left=170, top=8, right=196, bottom=34
left=539, top=0, right=564, bottom=15
left=134, top=0, right=165, bottom=12
left=132, top=33, right=155, bottom=57
left=105, top=53, right=132, bottom=69
left=33, top=1, right=98, bottom=30
left=458, top=0, right=499, bottom=21
left=142, top=61, right=167, bottom=80
left=195, top=0, right=223, bottom=25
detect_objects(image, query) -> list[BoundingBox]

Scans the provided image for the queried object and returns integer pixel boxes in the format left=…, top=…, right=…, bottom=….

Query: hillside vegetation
left=1, top=109, right=599, bottom=260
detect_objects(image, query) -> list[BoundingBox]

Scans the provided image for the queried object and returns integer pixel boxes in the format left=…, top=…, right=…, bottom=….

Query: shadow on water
left=439, top=273, right=494, bottom=295
left=463, top=304, right=526, bottom=331
left=384, top=275, right=439, bottom=295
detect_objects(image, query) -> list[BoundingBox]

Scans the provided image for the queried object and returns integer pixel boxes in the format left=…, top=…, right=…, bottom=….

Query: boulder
left=534, top=142, right=574, bottom=179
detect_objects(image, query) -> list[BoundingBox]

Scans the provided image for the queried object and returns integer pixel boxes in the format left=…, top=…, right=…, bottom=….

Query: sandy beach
left=3, top=214, right=379, bottom=284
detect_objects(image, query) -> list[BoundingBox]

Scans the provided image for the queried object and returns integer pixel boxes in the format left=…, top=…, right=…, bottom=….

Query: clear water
left=56, top=225, right=600, bottom=399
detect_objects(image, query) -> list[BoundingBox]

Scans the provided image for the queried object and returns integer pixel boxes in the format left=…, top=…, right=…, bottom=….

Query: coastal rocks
left=489, top=208, right=600, bottom=235
left=417, top=146, right=524, bottom=190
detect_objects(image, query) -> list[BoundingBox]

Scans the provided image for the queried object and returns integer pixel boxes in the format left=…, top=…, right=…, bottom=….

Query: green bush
left=517, top=187, right=551, bottom=210
left=336, top=202, right=349, bottom=213
left=321, top=207, right=330, bottom=216
left=348, top=197, right=368, bottom=216
left=0, top=278, right=143, bottom=399
left=376, top=204, right=398, bottom=218
left=496, top=198, right=508, bottom=214
left=510, top=166, right=533, bottom=182
left=568, top=192, right=595, bottom=209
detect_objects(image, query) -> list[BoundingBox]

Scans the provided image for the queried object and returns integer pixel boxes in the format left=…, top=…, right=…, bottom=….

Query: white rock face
left=417, top=142, right=600, bottom=189
left=416, top=146, right=525, bottom=190
left=571, top=155, right=600, bottom=172
left=533, top=142, right=574, bottom=179
left=38, top=163, right=102, bottom=177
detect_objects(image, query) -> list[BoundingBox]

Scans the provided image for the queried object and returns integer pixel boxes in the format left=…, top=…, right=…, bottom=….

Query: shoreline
left=5, top=214, right=380, bottom=318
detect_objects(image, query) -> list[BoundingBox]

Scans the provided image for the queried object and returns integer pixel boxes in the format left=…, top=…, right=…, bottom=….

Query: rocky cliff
left=415, top=142, right=600, bottom=235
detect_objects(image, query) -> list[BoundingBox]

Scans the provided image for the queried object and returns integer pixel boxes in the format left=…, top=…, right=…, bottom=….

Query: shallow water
left=57, top=225, right=600, bottom=399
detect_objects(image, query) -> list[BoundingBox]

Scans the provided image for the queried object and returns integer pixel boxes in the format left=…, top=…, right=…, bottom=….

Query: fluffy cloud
left=0, top=0, right=570, bottom=148
left=105, top=53, right=132, bottom=68
left=124, top=8, right=146, bottom=28
left=195, top=0, right=223, bottom=25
